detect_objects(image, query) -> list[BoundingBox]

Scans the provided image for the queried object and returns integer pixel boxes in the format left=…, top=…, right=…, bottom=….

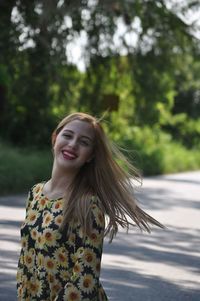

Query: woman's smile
left=62, top=149, right=78, bottom=160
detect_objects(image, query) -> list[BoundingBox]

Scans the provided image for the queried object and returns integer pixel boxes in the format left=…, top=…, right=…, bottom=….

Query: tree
left=0, top=0, right=199, bottom=145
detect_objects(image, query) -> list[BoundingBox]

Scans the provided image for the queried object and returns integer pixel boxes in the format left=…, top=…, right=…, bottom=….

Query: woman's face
left=53, top=119, right=95, bottom=172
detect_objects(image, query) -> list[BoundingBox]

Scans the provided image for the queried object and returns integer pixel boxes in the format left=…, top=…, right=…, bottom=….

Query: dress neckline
left=40, top=182, right=64, bottom=201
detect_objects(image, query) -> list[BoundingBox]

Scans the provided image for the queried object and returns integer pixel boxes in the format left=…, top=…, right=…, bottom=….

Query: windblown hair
left=52, top=112, right=164, bottom=241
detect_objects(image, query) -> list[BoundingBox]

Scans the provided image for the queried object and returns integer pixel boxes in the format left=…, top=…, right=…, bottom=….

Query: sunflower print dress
left=16, top=183, right=108, bottom=301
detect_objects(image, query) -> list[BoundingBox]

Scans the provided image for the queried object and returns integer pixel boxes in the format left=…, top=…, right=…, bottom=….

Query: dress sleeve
left=25, top=183, right=39, bottom=210
left=55, top=200, right=106, bottom=301
left=16, top=186, right=34, bottom=298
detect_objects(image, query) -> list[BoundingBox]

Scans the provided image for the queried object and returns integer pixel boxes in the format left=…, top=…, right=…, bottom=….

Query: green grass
left=0, top=137, right=200, bottom=195
left=0, top=142, right=52, bottom=195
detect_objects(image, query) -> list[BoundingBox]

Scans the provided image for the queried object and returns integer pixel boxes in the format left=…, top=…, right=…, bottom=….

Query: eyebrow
left=63, top=129, right=93, bottom=142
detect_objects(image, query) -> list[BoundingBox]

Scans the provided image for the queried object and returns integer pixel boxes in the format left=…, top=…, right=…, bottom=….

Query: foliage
left=104, top=113, right=200, bottom=175
left=0, top=0, right=200, bottom=182
left=0, top=141, right=52, bottom=194
left=163, top=113, right=200, bottom=148
left=1, top=129, right=200, bottom=194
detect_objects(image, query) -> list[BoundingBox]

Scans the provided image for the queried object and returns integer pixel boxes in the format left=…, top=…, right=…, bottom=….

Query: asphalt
left=0, top=171, right=200, bottom=301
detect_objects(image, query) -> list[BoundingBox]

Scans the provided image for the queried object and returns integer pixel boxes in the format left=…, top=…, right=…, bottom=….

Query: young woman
left=17, top=112, right=164, bottom=301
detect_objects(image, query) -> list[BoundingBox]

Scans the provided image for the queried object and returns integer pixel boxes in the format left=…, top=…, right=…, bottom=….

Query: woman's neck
left=44, top=165, right=77, bottom=199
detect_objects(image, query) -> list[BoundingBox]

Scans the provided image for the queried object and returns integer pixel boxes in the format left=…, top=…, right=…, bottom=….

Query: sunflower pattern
left=17, top=183, right=108, bottom=301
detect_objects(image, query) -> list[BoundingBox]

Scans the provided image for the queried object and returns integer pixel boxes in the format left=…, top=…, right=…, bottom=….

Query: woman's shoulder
left=25, top=182, right=44, bottom=209
left=28, top=182, right=45, bottom=199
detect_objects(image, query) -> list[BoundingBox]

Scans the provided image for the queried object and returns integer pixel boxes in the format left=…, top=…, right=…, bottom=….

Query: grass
left=0, top=138, right=200, bottom=195
left=0, top=142, right=52, bottom=195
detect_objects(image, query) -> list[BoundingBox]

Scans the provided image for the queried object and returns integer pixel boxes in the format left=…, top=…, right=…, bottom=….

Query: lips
left=62, top=150, right=78, bottom=160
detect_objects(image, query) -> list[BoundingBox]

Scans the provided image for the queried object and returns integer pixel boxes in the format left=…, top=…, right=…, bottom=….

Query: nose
left=68, top=138, right=78, bottom=149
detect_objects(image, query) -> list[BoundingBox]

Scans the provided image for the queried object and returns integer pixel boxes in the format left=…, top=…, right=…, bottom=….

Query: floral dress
left=17, top=183, right=108, bottom=301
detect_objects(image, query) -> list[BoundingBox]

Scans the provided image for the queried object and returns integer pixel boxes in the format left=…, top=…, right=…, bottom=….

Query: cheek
left=53, top=136, right=64, bottom=150
left=84, top=148, right=94, bottom=162
left=53, top=141, right=62, bottom=157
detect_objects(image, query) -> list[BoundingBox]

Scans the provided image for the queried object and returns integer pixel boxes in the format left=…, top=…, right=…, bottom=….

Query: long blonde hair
left=52, top=112, right=164, bottom=241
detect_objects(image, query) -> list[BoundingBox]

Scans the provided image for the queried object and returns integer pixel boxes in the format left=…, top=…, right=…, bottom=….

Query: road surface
left=0, top=171, right=200, bottom=300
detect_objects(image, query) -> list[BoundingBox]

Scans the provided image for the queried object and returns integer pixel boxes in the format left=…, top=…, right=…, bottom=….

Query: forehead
left=61, top=120, right=95, bottom=138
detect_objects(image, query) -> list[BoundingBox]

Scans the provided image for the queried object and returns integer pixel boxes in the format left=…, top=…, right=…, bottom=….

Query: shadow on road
left=137, top=187, right=200, bottom=210
left=101, top=266, right=200, bottom=301
left=0, top=194, right=26, bottom=208
left=103, top=226, right=200, bottom=273
left=0, top=172, right=200, bottom=301
left=135, top=173, right=200, bottom=211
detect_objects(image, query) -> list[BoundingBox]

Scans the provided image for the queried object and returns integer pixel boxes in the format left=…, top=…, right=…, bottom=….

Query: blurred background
left=0, top=0, right=200, bottom=195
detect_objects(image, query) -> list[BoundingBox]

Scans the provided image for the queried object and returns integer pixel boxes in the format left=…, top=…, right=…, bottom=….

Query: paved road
left=0, top=171, right=200, bottom=300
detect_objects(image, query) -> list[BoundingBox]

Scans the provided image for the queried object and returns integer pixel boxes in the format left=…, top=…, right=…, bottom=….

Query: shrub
left=0, top=141, right=52, bottom=195
left=106, top=117, right=200, bottom=175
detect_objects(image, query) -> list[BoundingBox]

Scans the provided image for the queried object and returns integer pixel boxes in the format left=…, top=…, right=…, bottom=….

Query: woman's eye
left=80, top=140, right=89, bottom=146
left=63, top=134, right=72, bottom=139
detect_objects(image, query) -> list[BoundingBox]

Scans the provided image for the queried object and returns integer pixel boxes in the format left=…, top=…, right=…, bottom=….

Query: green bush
left=1, top=123, right=200, bottom=195
left=0, top=141, right=52, bottom=195
left=163, top=113, right=200, bottom=149
left=106, top=117, right=200, bottom=175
